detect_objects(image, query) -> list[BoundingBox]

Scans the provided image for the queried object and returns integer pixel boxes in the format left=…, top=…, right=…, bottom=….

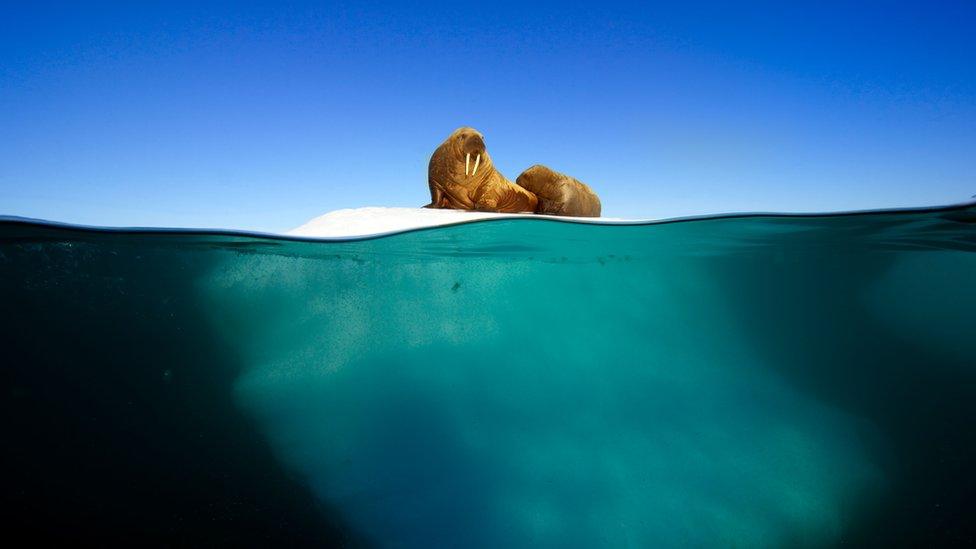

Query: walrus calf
left=515, top=165, right=602, bottom=217
left=426, top=127, right=538, bottom=213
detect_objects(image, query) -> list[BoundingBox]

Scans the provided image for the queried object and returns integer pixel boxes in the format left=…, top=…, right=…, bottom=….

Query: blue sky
left=2, top=1, right=974, bottom=231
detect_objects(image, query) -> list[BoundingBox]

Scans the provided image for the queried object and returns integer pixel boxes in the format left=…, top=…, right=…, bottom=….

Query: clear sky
left=2, top=1, right=974, bottom=232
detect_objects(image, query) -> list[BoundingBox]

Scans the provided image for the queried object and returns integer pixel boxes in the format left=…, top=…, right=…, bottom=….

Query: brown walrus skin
left=515, top=164, right=602, bottom=217
left=425, top=127, right=538, bottom=213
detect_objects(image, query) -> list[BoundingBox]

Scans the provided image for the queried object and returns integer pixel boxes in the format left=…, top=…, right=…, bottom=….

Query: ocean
left=2, top=204, right=974, bottom=547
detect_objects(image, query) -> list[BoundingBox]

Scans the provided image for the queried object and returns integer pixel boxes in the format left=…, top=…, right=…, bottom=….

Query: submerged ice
left=204, top=219, right=888, bottom=548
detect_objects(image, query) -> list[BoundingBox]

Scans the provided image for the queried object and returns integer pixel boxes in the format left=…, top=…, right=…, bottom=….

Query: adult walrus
left=425, top=127, right=538, bottom=213
left=515, top=164, right=602, bottom=217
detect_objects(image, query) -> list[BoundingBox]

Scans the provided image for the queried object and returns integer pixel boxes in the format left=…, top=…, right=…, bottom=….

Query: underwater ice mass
left=3, top=205, right=975, bottom=546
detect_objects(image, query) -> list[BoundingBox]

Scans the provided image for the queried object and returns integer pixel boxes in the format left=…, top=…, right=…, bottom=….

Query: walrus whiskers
left=465, top=153, right=470, bottom=176
left=472, top=154, right=481, bottom=176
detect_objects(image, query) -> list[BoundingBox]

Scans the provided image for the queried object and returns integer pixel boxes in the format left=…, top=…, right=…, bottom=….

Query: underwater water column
left=2, top=206, right=976, bottom=546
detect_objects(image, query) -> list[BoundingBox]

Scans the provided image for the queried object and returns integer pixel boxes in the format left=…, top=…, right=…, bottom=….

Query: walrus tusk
left=465, top=153, right=470, bottom=176
left=472, top=154, right=481, bottom=176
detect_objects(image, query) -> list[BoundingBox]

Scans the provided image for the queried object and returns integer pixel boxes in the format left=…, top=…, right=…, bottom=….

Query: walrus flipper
left=472, top=177, right=538, bottom=213
left=423, top=185, right=444, bottom=208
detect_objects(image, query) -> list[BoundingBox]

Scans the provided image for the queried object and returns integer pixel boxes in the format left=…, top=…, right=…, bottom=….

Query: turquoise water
left=2, top=206, right=975, bottom=547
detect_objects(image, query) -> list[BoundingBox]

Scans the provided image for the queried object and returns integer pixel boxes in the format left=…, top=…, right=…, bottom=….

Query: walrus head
left=426, top=127, right=536, bottom=213
left=453, top=127, right=491, bottom=178
left=431, top=127, right=494, bottom=192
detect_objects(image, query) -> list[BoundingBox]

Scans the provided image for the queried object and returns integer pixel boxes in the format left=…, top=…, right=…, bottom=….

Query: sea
left=2, top=204, right=974, bottom=547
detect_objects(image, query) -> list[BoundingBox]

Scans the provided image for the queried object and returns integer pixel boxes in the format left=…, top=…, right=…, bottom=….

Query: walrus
left=425, top=127, right=538, bottom=213
left=515, top=164, right=602, bottom=217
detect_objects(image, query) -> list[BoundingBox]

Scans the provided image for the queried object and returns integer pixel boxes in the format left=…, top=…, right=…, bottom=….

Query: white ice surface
left=287, top=207, right=633, bottom=238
